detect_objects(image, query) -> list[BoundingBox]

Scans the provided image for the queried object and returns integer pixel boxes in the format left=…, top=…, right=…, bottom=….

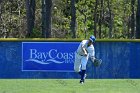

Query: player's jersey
left=76, top=40, right=95, bottom=58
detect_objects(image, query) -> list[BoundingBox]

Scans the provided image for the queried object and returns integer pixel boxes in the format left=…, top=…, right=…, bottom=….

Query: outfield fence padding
left=0, top=39, right=140, bottom=79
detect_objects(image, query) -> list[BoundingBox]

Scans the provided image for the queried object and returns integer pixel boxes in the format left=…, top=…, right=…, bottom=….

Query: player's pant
left=74, top=52, right=89, bottom=72
left=74, top=53, right=89, bottom=81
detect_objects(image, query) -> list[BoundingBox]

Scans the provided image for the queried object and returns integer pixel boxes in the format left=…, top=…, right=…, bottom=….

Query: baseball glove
left=93, top=58, right=102, bottom=67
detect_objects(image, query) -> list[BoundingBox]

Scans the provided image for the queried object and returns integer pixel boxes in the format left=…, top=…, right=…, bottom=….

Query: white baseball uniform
left=74, top=40, right=95, bottom=72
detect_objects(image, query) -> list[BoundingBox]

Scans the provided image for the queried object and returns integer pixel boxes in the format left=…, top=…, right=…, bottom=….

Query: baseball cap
left=89, top=35, right=96, bottom=42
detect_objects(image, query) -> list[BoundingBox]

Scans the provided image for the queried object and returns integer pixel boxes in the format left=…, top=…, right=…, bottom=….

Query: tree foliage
left=0, top=0, right=139, bottom=39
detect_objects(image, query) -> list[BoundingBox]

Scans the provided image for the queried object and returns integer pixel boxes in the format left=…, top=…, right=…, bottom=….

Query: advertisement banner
left=22, top=42, right=79, bottom=72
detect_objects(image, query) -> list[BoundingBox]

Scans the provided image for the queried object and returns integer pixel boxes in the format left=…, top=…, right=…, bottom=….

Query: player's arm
left=88, top=47, right=95, bottom=61
left=81, top=45, right=88, bottom=56
left=89, top=47, right=102, bottom=67
left=91, top=56, right=96, bottom=62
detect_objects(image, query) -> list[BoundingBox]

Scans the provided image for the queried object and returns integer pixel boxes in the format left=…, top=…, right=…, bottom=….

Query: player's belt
left=76, top=51, right=84, bottom=56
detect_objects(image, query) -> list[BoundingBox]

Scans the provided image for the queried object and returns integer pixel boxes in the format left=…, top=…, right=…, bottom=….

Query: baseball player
left=74, top=35, right=96, bottom=84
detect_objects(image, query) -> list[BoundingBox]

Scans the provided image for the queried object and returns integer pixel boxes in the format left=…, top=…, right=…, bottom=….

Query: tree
left=107, top=0, right=113, bottom=38
left=99, top=0, right=104, bottom=38
left=93, top=0, right=99, bottom=37
left=42, top=0, right=52, bottom=38
left=25, top=0, right=36, bottom=37
left=136, top=0, right=140, bottom=39
left=131, top=0, right=135, bottom=38
left=0, top=0, right=2, bottom=22
left=0, top=0, right=139, bottom=39
left=0, top=0, right=2, bottom=31
left=70, top=0, right=76, bottom=38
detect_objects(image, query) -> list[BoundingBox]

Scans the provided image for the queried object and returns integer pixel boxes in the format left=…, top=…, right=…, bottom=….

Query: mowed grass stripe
left=0, top=79, right=140, bottom=93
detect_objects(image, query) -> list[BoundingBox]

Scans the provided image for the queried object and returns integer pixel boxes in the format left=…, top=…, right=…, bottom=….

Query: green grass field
left=0, top=79, right=140, bottom=93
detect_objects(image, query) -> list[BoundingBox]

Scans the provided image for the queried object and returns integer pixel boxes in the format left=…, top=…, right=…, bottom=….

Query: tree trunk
left=0, top=0, right=2, bottom=37
left=42, top=0, right=45, bottom=37
left=123, top=0, right=127, bottom=38
left=70, top=0, right=76, bottom=38
left=42, top=0, right=52, bottom=38
left=94, top=0, right=98, bottom=37
left=107, top=0, right=113, bottom=38
left=0, top=0, right=2, bottom=23
left=131, top=0, right=135, bottom=38
left=31, top=0, right=36, bottom=31
left=25, top=0, right=30, bottom=37
left=136, top=0, right=140, bottom=39
left=45, top=0, right=52, bottom=38
left=99, top=0, right=104, bottom=38
left=25, top=0, right=36, bottom=37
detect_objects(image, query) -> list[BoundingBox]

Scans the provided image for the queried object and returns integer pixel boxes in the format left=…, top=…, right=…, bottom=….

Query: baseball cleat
left=80, top=80, right=84, bottom=84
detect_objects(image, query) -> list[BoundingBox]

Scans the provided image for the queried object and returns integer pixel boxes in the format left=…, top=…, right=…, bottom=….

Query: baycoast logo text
left=22, top=42, right=79, bottom=72
left=26, top=49, right=74, bottom=64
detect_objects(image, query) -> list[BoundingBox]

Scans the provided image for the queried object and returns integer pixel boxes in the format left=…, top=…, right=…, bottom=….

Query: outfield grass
left=0, top=79, right=140, bottom=93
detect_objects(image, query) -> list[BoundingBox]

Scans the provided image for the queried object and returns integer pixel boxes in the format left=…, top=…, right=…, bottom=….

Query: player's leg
left=74, top=53, right=82, bottom=73
left=80, top=56, right=88, bottom=83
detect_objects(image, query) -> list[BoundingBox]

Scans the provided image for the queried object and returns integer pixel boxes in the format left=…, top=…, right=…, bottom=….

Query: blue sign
left=22, top=42, right=79, bottom=72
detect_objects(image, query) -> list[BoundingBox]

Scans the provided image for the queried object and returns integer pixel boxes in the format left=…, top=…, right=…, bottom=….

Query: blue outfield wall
left=0, top=40, right=140, bottom=79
